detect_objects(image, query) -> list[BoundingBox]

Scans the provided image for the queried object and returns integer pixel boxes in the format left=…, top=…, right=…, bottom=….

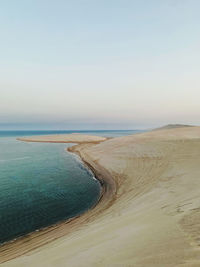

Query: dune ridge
left=152, top=123, right=194, bottom=131
left=1, top=128, right=200, bottom=266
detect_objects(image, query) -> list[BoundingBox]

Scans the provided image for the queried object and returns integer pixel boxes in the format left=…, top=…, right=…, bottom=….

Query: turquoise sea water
left=0, top=130, right=141, bottom=244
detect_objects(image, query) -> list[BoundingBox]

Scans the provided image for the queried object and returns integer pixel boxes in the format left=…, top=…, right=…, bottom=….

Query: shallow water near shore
left=0, top=130, right=142, bottom=244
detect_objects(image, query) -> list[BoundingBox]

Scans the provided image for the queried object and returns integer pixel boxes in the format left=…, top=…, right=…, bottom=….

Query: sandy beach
left=1, top=127, right=200, bottom=266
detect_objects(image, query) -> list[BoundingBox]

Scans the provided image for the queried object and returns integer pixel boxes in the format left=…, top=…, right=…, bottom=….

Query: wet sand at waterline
left=2, top=128, right=200, bottom=266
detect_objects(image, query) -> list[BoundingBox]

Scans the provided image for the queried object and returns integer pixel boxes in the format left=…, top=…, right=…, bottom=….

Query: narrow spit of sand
left=2, top=128, right=200, bottom=266
left=17, top=134, right=107, bottom=143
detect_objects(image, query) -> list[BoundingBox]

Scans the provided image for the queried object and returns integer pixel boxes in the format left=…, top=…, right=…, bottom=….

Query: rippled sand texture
left=2, top=128, right=200, bottom=266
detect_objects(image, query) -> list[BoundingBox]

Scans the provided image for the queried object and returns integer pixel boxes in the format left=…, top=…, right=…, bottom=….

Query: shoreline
left=2, top=128, right=200, bottom=266
left=0, top=138, right=116, bottom=264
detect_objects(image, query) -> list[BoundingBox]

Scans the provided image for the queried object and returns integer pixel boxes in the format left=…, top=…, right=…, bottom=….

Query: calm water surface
left=0, top=130, right=142, bottom=243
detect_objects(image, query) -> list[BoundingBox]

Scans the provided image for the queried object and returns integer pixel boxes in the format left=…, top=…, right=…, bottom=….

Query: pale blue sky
left=1, top=0, right=200, bottom=129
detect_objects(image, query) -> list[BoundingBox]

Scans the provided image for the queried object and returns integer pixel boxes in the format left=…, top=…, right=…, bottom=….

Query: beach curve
left=1, top=129, right=200, bottom=266
left=0, top=134, right=116, bottom=264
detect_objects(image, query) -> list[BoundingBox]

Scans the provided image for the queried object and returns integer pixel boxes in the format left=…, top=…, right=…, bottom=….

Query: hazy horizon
left=1, top=0, right=200, bottom=130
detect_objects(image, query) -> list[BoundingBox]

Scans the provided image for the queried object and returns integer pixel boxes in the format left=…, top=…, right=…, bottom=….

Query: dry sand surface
left=1, top=127, right=200, bottom=266
left=17, top=133, right=107, bottom=143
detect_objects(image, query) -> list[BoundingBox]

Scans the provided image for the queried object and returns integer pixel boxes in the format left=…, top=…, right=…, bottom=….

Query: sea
left=0, top=130, right=142, bottom=244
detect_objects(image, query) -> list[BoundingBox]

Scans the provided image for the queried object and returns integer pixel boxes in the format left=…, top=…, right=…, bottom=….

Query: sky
left=0, top=0, right=200, bottom=130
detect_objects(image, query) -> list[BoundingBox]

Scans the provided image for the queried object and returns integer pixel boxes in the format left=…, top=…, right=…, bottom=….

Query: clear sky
left=1, top=0, right=200, bottom=130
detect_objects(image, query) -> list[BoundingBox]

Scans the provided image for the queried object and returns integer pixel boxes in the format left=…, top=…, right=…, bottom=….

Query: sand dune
left=2, top=127, right=200, bottom=266
left=152, top=123, right=194, bottom=131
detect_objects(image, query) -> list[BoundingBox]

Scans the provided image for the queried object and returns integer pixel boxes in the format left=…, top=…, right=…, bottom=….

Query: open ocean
left=0, top=130, right=142, bottom=244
